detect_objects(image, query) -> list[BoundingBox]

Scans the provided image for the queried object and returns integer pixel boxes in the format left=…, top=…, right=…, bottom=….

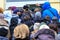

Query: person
left=9, top=6, right=17, bottom=11
left=22, top=5, right=32, bottom=20
left=30, top=22, right=50, bottom=40
left=0, top=19, right=9, bottom=40
left=9, top=9, right=21, bottom=40
left=0, top=8, right=4, bottom=19
left=48, top=23, right=58, bottom=33
left=42, top=2, right=59, bottom=20
left=21, top=5, right=34, bottom=27
left=42, top=16, right=51, bottom=25
left=34, top=8, right=41, bottom=20
left=19, top=9, right=23, bottom=19
left=32, top=29, right=56, bottom=40
left=3, top=7, right=13, bottom=25
left=14, top=24, right=29, bottom=40
left=36, top=2, right=59, bottom=20
left=33, top=8, right=41, bottom=22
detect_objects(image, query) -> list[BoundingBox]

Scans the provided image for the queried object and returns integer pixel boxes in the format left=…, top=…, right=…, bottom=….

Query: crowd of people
left=0, top=2, right=60, bottom=40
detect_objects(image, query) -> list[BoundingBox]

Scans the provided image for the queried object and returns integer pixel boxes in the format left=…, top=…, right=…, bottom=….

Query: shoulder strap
left=48, top=9, right=55, bottom=16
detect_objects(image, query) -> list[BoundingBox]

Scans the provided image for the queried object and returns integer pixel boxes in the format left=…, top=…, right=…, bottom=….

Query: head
left=23, top=5, right=29, bottom=12
left=42, top=2, right=51, bottom=10
left=34, top=8, right=40, bottom=12
left=13, top=9, right=21, bottom=15
left=45, top=16, right=50, bottom=21
left=48, top=23, right=58, bottom=33
left=33, top=23, right=40, bottom=30
left=0, top=8, right=4, bottom=13
left=14, top=24, right=29, bottom=40
left=8, top=6, right=16, bottom=11
left=33, top=29, right=56, bottom=40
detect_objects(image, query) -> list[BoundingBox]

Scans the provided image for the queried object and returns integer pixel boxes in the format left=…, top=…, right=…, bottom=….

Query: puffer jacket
left=42, top=2, right=59, bottom=20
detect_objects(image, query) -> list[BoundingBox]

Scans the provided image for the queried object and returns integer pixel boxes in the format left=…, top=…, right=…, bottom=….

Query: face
left=17, top=12, right=21, bottom=15
left=36, top=34, right=55, bottom=40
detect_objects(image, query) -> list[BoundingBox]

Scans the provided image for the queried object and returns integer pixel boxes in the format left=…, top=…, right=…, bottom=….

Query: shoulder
left=43, top=10, right=49, bottom=14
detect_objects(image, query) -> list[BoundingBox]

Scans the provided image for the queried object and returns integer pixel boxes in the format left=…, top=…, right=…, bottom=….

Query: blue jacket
left=42, top=2, right=59, bottom=20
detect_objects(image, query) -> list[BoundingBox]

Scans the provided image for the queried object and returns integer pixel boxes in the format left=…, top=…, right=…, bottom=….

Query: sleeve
left=10, top=17, right=18, bottom=27
left=42, top=10, right=54, bottom=20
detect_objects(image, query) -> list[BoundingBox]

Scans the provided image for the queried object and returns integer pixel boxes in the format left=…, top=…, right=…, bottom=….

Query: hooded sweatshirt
left=42, top=2, right=59, bottom=20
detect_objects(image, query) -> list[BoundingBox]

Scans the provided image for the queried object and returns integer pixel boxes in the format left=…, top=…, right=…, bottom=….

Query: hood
left=42, top=2, right=51, bottom=10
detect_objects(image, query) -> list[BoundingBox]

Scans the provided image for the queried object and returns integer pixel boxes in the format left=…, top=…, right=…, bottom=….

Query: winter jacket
left=42, top=2, right=59, bottom=20
left=10, top=14, right=21, bottom=35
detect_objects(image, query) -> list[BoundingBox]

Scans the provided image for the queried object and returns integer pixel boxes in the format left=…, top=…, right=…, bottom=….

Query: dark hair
left=0, top=27, right=8, bottom=37
left=49, top=23, right=58, bottom=33
left=20, top=9, right=24, bottom=13
left=13, top=9, right=20, bottom=14
left=23, top=5, right=29, bottom=9
left=23, top=5, right=29, bottom=11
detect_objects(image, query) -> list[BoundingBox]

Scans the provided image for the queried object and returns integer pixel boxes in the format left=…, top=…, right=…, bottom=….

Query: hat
left=33, top=23, right=40, bottom=30
left=23, top=5, right=29, bottom=9
left=39, top=22, right=50, bottom=30
left=13, top=9, right=20, bottom=14
left=34, top=29, right=55, bottom=39
left=9, top=6, right=16, bottom=11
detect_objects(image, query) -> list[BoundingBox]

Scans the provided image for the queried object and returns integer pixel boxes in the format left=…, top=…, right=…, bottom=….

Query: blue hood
left=42, top=2, right=51, bottom=10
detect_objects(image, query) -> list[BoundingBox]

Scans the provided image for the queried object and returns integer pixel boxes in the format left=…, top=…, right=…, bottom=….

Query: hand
left=35, top=3, right=40, bottom=6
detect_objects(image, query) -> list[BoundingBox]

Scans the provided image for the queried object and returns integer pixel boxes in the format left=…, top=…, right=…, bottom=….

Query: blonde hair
left=14, top=24, right=29, bottom=39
